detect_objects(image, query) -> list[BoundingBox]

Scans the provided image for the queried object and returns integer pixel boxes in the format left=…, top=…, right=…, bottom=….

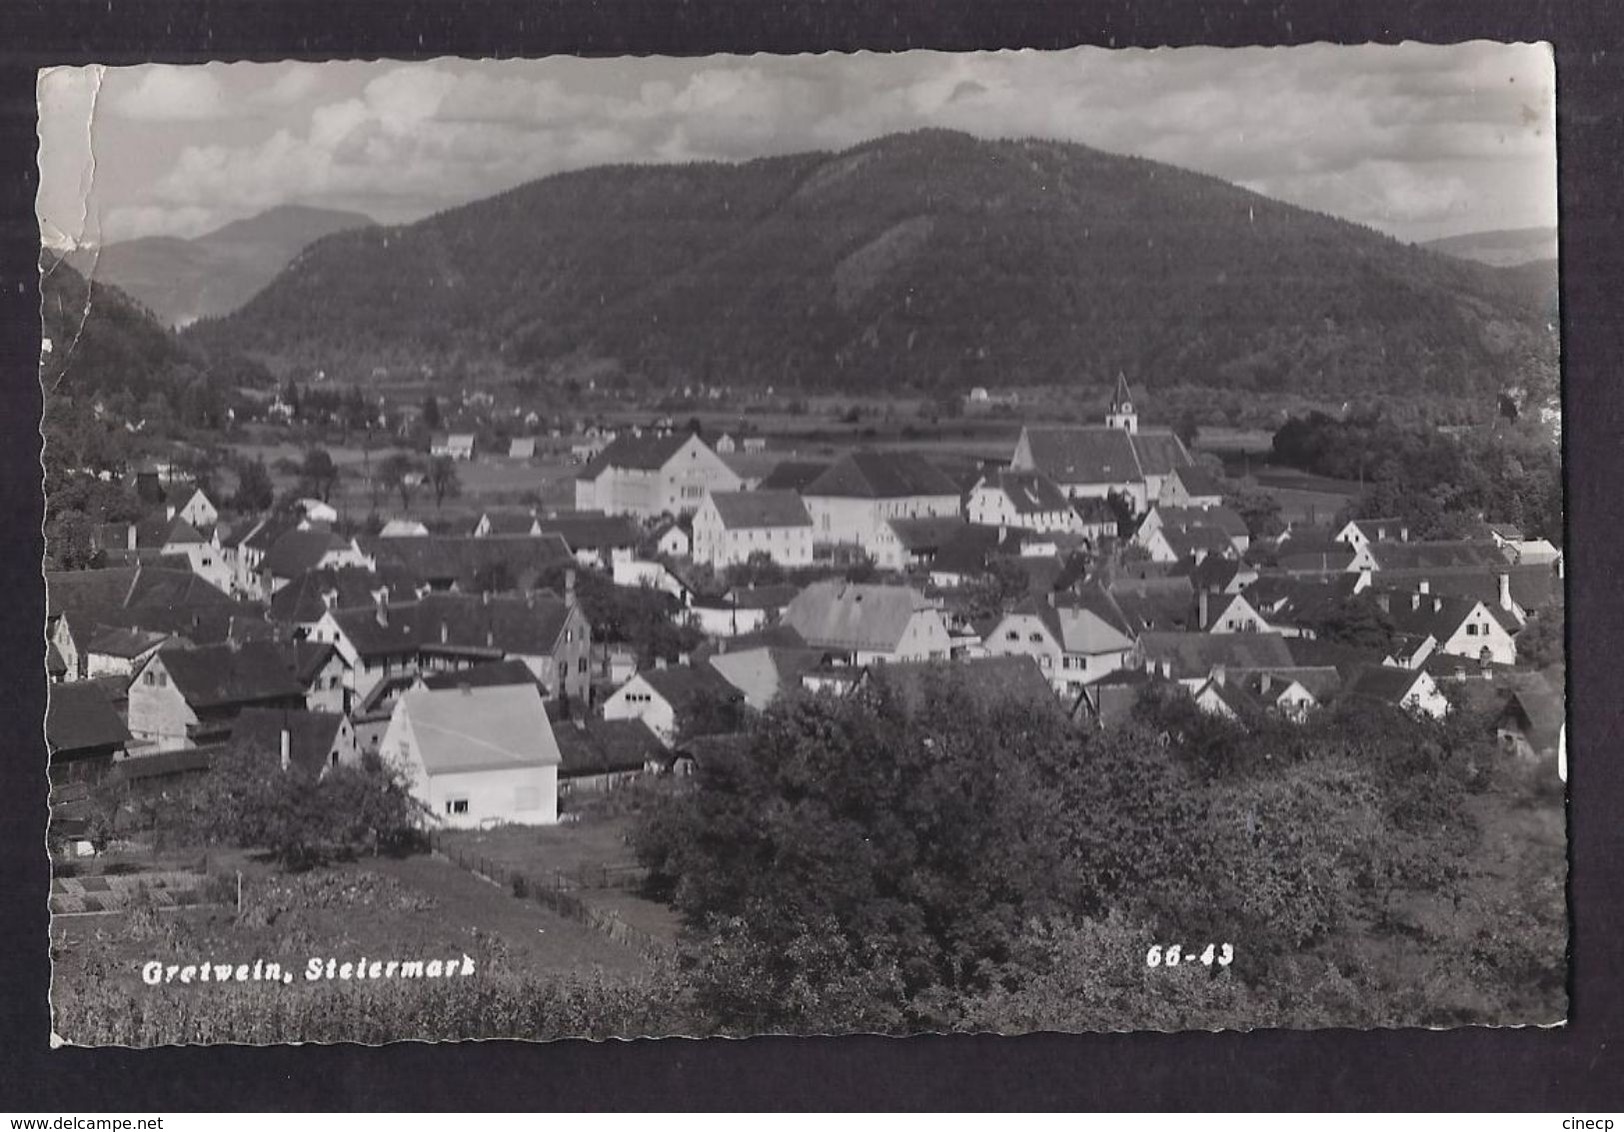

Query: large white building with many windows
left=691, top=490, right=814, bottom=568
left=574, top=432, right=741, bottom=518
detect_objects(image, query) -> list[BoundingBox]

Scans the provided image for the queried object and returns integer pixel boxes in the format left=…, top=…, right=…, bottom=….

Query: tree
left=377, top=453, right=419, bottom=511
left=422, top=395, right=442, bottom=432
left=299, top=448, right=341, bottom=503
left=46, top=510, right=99, bottom=570
left=1227, top=490, right=1285, bottom=539
left=427, top=455, right=462, bottom=508
left=175, top=746, right=428, bottom=871
left=233, top=457, right=275, bottom=512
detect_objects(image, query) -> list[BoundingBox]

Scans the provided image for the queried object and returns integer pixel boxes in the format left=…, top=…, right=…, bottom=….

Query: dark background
left=2, top=0, right=1619, bottom=1112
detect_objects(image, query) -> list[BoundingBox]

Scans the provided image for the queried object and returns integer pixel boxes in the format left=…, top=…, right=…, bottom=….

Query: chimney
left=655, top=656, right=668, bottom=671
left=1432, top=595, right=1443, bottom=614
left=565, top=568, right=577, bottom=606
left=375, top=593, right=388, bottom=628
left=1418, top=579, right=1430, bottom=595
left=1497, top=571, right=1513, bottom=612
left=1401, top=526, right=1410, bottom=542
left=1410, top=592, right=1421, bottom=611
left=1375, top=591, right=1390, bottom=614
left=482, top=590, right=490, bottom=606
left=1198, top=588, right=1210, bottom=629
left=1211, top=664, right=1226, bottom=687
left=165, top=504, right=177, bottom=522
left=279, top=728, right=291, bottom=772
left=678, top=652, right=692, bottom=667
left=485, top=628, right=494, bottom=648
left=1259, top=672, right=1273, bottom=694
left=440, top=621, right=448, bottom=644
left=125, top=524, right=137, bottom=551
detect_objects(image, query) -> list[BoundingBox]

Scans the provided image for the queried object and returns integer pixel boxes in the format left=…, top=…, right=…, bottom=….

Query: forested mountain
left=1423, top=226, right=1558, bottom=268
left=65, top=204, right=375, bottom=329
left=187, top=130, right=1557, bottom=401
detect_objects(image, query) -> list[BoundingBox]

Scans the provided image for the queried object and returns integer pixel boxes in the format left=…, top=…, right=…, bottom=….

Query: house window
left=578, top=657, right=588, bottom=673
left=1029, top=633, right=1043, bottom=643
left=1466, top=623, right=1479, bottom=636
left=157, top=672, right=167, bottom=687
left=445, top=798, right=469, bottom=815
left=1006, top=630, right=1019, bottom=641
left=143, top=671, right=155, bottom=686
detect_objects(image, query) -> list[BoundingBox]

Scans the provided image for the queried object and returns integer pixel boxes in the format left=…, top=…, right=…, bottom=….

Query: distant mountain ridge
left=1423, top=226, right=1558, bottom=268
left=66, top=204, right=376, bottom=329
left=187, top=130, right=1557, bottom=401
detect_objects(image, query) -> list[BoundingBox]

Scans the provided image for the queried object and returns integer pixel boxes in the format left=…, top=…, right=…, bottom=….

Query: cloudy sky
left=36, top=43, right=1555, bottom=248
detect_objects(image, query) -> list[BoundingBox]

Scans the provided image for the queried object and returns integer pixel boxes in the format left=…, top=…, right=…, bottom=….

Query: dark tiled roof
left=1128, top=430, right=1194, bottom=478
left=535, top=512, right=644, bottom=549
left=229, top=707, right=346, bottom=775
left=889, top=515, right=973, bottom=553
left=1153, top=504, right=1249, bottom=540
left=85, top=626, right=172, bottom=659
left=364, top=534, right=573, bottom=590
left=421, top=658, right=543, bottom=692
left=47, top=565, right=241, bottom=639
left=332, top=592, right=576, bottom=660
left=638, top=662, right=743, bottom=711
left=135, top=515, right=207, bottom=549
left=758, top=460, right=831, bottom=492
left=577, top=432, right=692, bottom=479
left=1136, top=631, right=1295, bottom=680
left=1171, top=465, right=1225, bottom=497
left=553, top=717, right=664, bottom=777
left=1369, top=541, right=1507, bottom=571
left=268, top=566, right=390, bottom=624
left=1283, top=638, right=1392, bottom=679
left=280, top=640, right=338, bottom=685
left=1020, top=426, right=1141, bottom=485
left=804, top=450, right=959, bottom=499
left=47, top=682, right=130, bottom=755
left=1345, top=664, right=1428, bottom=704
left=156, top=641, right=307, bottom=709
left=981, top=470, right=1071, bottom=514
left=707, top=490, right=812, bottom=529
left=260, top=530, right=356, bottom=581
left=477, top=510, right=539, bottom=535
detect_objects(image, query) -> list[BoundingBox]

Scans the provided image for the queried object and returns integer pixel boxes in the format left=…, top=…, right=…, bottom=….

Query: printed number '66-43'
left=1146, top=943, right=1234, bottom=968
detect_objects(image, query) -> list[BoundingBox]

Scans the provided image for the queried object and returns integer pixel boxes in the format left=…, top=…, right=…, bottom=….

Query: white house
left=171, top=487, right=219, bottom=531
left=981, top=594, right=1137, bottom=697
left=383, top=682, right=562, bottom=828
left=801, top=451, right=961, bottom=570
left=966, top=470, right=1082, bottom=533
left=655, top=521, right=691, bottom=559
left=574, top=432, right=741, bottom=518
left=1346, top=664, right=1450, bottom=720
left=1375, top=586, right=1519, bottom=668
left=431, top=434, right=477, bottom=461
left=691, top=490, right=814, bottom=568
left=600, top=661, right=743, bottom=745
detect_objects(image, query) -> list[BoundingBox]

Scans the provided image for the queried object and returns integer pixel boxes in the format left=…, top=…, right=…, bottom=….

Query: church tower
left=1105, top=373, right=1139, bottom=434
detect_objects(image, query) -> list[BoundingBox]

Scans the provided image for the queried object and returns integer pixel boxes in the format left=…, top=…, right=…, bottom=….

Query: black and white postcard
left=36, top=45, right=1565, bottom=1045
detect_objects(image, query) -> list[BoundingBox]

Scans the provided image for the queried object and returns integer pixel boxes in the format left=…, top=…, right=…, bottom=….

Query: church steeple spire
left=1106, top=372, right=1139, bottom=434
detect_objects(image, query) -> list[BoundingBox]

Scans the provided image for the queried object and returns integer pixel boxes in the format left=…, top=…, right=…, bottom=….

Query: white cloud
left=111, top=65, right=228, bottom=121
left=49, top=46, right=1557, bottom=244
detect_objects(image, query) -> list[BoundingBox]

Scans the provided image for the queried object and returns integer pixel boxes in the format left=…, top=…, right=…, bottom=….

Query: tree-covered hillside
left=187, top=129, right=1558, bottom=402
